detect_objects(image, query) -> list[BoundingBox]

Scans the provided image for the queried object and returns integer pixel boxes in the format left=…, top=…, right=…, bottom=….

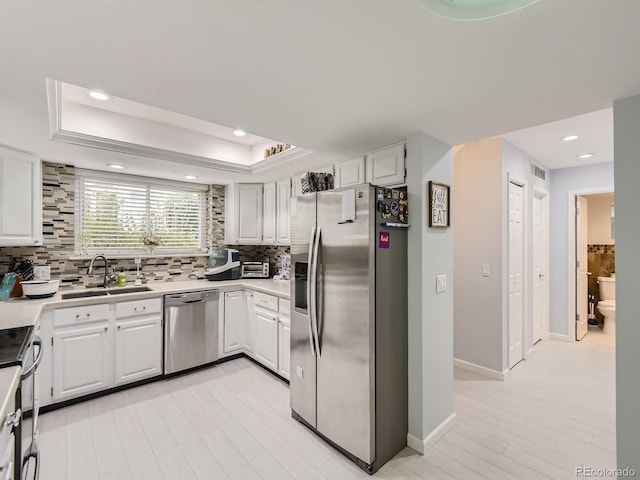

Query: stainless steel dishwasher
left=164, top=290, right=219, bottom=375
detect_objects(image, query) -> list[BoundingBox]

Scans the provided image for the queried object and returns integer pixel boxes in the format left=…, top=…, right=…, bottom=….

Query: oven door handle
left=21, top=336, right=42, bottom=381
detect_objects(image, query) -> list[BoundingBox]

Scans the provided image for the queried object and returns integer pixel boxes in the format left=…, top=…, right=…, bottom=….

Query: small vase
left=145, top=245, right=157, bottom=256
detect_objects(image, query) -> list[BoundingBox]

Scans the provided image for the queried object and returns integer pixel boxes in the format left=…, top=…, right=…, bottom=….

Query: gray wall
left=548, top=163, right=614, bottom=337
left=406, top=132, right=454, bottom=446
left=453, top=139, right=503, bottom=372
left=613, top=94, right=640, bottom=472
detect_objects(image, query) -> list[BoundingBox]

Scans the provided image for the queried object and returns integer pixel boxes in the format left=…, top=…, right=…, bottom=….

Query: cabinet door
left=223, top=291, right=245, bottom=355
left=253, top=308, right=278, bottom=371
left=278, top=317, right=291, bottom=380
left=263, top=182, right=277, bottom=244
left=335, top=156, right=365, bottom=188
left=236, top=184, right=263, bottom=244
left=0, top=146, right=42, bottom=246
left=52, top=323, right=111, bottom=401
left=365, top=144, right=405, bottom=186
left=276, top=179, right=291, bottom=245
left=115, top=315, right=162, bottom=385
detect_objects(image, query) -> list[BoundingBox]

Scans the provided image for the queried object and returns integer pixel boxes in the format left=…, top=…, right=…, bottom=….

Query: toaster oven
left=241, top=262, right=269, bottom=278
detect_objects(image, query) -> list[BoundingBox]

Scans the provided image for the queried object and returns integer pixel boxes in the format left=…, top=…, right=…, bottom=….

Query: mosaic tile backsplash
left=0, top=162, right=289, bottom=289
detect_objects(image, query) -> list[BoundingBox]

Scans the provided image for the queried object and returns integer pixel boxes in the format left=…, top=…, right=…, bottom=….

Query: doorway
left=508, top=179, right=525, bottom=368
left=532, top=189, right=549, bottom=345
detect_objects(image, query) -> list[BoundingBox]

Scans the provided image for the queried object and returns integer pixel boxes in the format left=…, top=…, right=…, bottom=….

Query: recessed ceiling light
left=184, top=175, right=197, bottom=180
left=562, top=135, right=579, bottom=142
left=578, top=153, right=594, bottom=159
left=89, top=90, right=110, bottom=101
left=233, top=129, right=246, bottom=137
left=108, top=164, right=125, bottom=169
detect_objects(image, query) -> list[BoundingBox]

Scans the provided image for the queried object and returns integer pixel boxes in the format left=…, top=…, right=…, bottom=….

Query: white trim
left=454, top=358, right=508, bottom=381
left=75, top=167, right=209, bottom=192
left=566, top=186, right=614, bottom=342
left=407, top=413, right=456, bottom=455
left=550, top=333, right=571, bottom=342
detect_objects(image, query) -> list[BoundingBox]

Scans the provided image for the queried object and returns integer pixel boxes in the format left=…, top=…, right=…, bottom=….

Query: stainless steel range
left=0, top=326, right=43, bottom=480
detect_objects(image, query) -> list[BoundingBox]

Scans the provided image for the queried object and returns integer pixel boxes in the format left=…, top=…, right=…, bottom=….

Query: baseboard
left=453, top=358, right=507, bottom=381
left=407, top=412, right=456, bottom=455
left=549, top=333, right=571, bottom=342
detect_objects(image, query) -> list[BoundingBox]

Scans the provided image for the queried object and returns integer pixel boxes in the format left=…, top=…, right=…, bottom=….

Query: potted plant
left=142, top=229, right=160, bottom=255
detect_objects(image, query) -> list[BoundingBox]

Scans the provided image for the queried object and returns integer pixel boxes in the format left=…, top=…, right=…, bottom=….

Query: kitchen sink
left=61, top=286, right=152, bottom=299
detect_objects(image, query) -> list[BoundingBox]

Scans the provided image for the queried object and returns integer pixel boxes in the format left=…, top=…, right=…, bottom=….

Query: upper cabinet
left=236, top=183, right=263, bottom=244
left=335, top=156, right=366, bottom=188
left=365, top=143, right=406, bottom=186
left=0, top=146, right=42, bottom=246
left=262, top=182, right=277, bottom=245
left=276, top=179, right=291, bottom=245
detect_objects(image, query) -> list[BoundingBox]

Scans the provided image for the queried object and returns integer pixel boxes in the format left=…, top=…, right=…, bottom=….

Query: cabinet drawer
left=54, top=304, right=110, bottom=328
left=252, top=291, right=278, bottom=311
left=116, top=298, right=162, bottom=318
left=279, top=298, right=290, bottom=315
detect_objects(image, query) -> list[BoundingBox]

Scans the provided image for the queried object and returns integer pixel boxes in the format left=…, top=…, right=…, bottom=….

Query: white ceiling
left=0, top=0, right=638, bottom=183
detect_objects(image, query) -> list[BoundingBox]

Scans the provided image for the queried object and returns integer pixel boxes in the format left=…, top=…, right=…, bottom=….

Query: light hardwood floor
left=31, top=332, right=615, bottom=480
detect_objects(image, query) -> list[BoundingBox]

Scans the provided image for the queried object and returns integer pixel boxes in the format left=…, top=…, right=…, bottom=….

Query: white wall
left=453, top=139, right=503, bottom=372
left=587, top=193, right=615, bottom=245
left=613, top=94, right=640, bottom=472
left=406, top=132, right=454, bottom=451
left=548, top=163, right=614, bottom=336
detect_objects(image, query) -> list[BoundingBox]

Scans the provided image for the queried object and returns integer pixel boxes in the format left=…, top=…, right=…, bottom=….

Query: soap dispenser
left=117, top=268, right=127, bottom=287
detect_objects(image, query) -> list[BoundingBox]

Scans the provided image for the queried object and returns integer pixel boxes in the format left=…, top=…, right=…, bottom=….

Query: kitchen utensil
left=20, top=280, right=59, bottom=299
left=10, top=275, right=24, bottom=297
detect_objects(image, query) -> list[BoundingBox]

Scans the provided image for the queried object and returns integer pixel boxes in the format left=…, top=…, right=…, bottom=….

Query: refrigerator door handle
left=306, top=227, right=317, bottom=357
left=310, top=226, right=321, bottom=357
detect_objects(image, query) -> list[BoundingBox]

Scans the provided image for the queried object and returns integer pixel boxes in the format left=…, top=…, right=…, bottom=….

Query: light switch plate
left=482, top=264, right=490, bottom=277
left=436, top=274, right=447, bottom=293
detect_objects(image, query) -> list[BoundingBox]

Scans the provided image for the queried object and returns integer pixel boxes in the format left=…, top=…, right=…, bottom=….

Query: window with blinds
left=76, top=171, right=207, bottom=255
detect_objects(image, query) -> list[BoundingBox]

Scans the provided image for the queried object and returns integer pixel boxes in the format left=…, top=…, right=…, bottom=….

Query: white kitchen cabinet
left=114, top=314, right=162, bottom=386
left=252, top=308, right=278, bottom=370
left=263, top=182, right=277, bottom=244
left=0, top=146, right=42, bottom=246
left=52, top=322, right=112, bottom=402
left=236, top=183, right=263, bottom=244
left=335, top=156, right=366, bottom=188
left=276, top=179, right=291, bottom=245
left=223, top=291, right=245, bottom=355
left=365, top=143, right=405, bottom=186
left=278, top=298, right=291, bottom=380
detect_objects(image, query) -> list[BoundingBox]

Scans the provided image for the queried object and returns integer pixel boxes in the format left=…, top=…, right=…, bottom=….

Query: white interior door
left=576, top=196, right=589, bottom=340
left=508, top=181, right=524, bottom=369
left=532, top=192, right=546, bottom=344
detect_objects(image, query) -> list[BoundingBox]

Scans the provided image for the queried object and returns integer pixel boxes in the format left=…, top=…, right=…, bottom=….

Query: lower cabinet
left=278, top=320, right=290, bottom=380
left=222, top=290, right=246, bottom=356
left=47, top=298, right=163, bottom=404
left=115, top=315, right=162, bottom=385
left=52, top=322, right=111, bottom=402
left=252, top=308, right=278, bottom=370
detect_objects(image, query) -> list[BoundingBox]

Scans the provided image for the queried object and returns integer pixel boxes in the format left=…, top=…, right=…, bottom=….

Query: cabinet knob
left=104, top=327, right=108, bottom=332
left=117, top=325, right=121, bottom=330
left=75, top=314, right=80, bottom=319
left=86, top=313, right=90, bottom=317
left=142, top=306, right=146, bottom=310
left=134, top=307, right=137, bottom=312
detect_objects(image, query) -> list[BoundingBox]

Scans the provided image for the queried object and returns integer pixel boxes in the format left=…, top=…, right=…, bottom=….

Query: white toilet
left=597, top=276, right=616, bottom=335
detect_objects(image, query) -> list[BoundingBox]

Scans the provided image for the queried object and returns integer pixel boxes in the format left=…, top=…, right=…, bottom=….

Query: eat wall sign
left=428, top=181, right=450, bottom=228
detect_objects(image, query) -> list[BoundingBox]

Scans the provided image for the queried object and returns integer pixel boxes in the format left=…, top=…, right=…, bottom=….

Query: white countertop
left=0, top=279, right=291, bottom=330
left=0, top=367, right=20, bottom=429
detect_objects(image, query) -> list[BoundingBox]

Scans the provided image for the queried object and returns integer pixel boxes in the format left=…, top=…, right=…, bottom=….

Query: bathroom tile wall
left=0, top=162, right=289, bottom=288
left=587, top=244, right=616, bottom=325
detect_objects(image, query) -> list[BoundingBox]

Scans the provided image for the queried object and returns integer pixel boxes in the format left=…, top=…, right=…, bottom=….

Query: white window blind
left=76, top=171, right=207, bottom=255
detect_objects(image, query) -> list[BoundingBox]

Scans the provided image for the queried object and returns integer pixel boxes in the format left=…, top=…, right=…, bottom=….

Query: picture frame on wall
left=428, top=181, right=450, bottom=228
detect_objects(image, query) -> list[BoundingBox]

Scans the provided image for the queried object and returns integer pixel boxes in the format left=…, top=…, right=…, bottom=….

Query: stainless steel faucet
left=87, top=254, right=116, bottom=288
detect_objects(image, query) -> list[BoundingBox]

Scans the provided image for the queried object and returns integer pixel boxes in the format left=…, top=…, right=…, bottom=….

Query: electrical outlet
left=296, top=366, right=304, bottom=379
left=436, top=274, right=447, bottom=293
left=33, top=266, right=51, bottom=280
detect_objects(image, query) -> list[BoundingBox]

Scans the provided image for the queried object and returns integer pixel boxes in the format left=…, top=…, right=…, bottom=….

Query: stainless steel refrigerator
left=290, top=183, right=408, bottom=474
